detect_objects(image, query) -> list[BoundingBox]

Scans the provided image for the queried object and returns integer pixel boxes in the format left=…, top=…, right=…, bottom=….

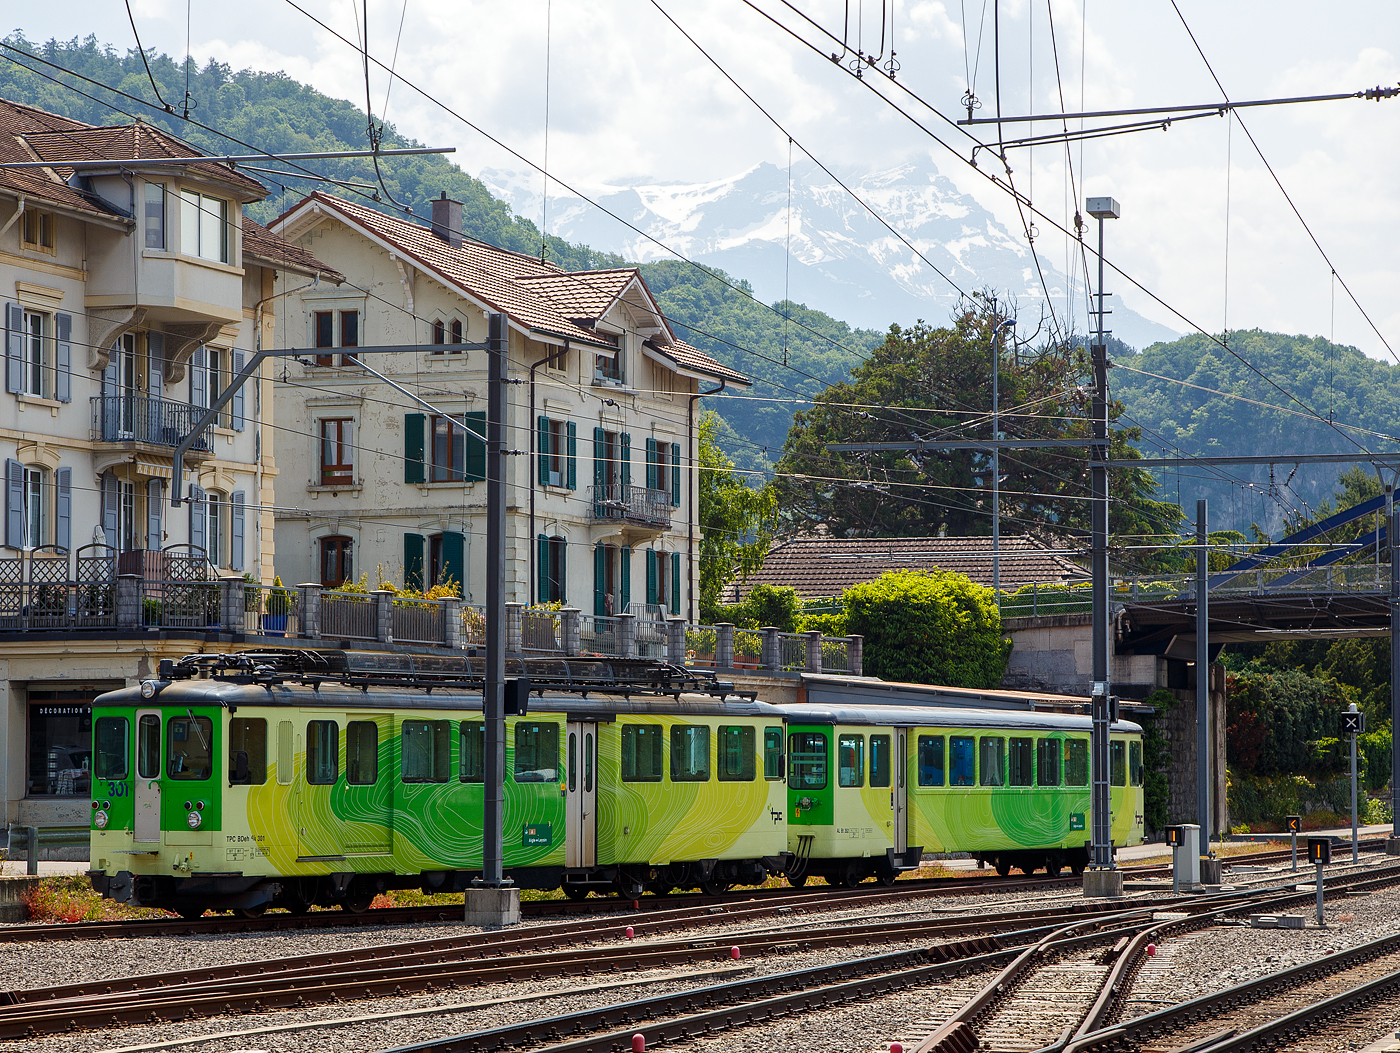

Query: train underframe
left=971, top=846, right=1094, bottom=878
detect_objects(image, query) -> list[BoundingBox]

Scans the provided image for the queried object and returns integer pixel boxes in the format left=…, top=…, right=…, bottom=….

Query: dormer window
left=179, top=189, right=230, bottom=264
left=595, top=334, right=623, bottom=385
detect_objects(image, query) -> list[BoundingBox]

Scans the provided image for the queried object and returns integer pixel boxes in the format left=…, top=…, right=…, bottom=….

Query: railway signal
left=1287, top=814, right=1301, bottom=871
left=1308, top=837, right=1331, bottom=925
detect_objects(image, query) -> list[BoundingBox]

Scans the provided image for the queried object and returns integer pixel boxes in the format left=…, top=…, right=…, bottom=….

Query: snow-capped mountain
left=482, top=159, right=1179, bottom=348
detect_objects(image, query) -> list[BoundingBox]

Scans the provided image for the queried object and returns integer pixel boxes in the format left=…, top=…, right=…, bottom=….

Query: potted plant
left=263, top=575, right=292, bottom=636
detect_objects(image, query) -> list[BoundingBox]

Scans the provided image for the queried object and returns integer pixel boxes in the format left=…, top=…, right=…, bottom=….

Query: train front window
left=1036, top=738, right=1061, bottom=787
left=346, top=721, right=378, bottom=785
left=513, top=722, right=559, bottom=781
left=306, top=720, right=339, bottom=785
left=979, top=736, right=1005, bottom=787
left=763, top=727, right=784, bottom=779
left=1008, top=737, right=1033, bottom=787
left=1110, top=741, right=1126, bottom=786
left=94, top=717, right=128, bottom=779
left=670, top=724, right=710, bottom=782
left=137, top=714, right=160, bottom=778
left=918, top=735, right=945, bottom=786
left=838, top=734, right=864, bottom=787
left=621, top=725, right=663, bottom=782
left=788, top=732, right=827, bottom=790
left=949, top=736, right=975, bottom=786
left=718, top=725, right=755, bottom=781
left=228, top=717, right=267, bottom=785
left=869, top=735, right=891, bottom=788
left=167, top=716, right=213, bottom=780
left=1129, top=741, right=1143, bottom=787
left=402, top=720, right=451, bottom=783
left=1064, top=739, right=1089, bottom=786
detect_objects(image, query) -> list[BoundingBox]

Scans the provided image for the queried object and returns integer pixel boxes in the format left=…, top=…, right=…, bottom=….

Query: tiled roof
left=20, top=123, right=267, bottom=196
left=241, top=215, right=343, bottom=281
left=648, top=338, right=750, bottom=386
left=725, top=534, right=1084, bottom=602
left=0, top=98, right=126, bottom=220
left=513, top=269, right=640, bottom=323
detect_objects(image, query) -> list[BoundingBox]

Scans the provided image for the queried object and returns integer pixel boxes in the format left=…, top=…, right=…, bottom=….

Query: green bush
left=704, top=584, right=803, bottom=632
left=799, top=611, right=847, bottom=637
left=1139, top=689, right=1175, bottom=833
left=841, top=569, right=1009, bottom=688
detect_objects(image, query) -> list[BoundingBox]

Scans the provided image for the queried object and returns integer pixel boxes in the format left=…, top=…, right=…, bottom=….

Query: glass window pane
left=838, top=734, right=864, bottom=787
left=1037, top=738, right=1061, bottom=787
left=1064, top=739, right=1089, bottom=786
left=200, top=194, right=224, bottom=262
left=950, top=736, right=976, bottom=786
left=167, top=716, right=213, bottom=780
left=144, top=182, right=164, bottom=249
left=621, top=724, right=663, bottom=782
left=670, top=724, right=710, bottom=782
left=869, top=735, right=891, bottom=787
left=918, top=735, right=945, bottom=787
left=138, top=715, right=161, bottom=779
left=1009, top=737, right=1033, bottom=786
left=585, top=733, right=593, bottom=793
left=1110, top=741, right=1126, bottom=786
left=94, top=717, right=128, bottom=779
left=27, top=695, right=92, bottom=796
left=228, top=717, right=267, bottom=785
left=979, top=737, right=1005, bottom=787
left=763, top=726, right=784, bottom=779
left=717, top=725, right=755, bottom=781
left=180, top=190, right=199, bottom=254
left=401, top=720, right=449, bottom=783
left=568, top=732, right=577, bottom=792
left=513, top=722, right=559, bottom=781
left=346, top=721, right=378, bottom=785
left=460, top=722, right=484, bottom=782
left=1129, top=741, right=1143, bottom=787
left=306, top=720, right=339, bottom=785
left=788, top=731, right=827, bottom=790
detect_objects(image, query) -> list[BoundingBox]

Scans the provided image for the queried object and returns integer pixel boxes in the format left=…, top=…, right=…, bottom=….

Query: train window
left=789, top=732, right=828, bottom=790
left=277, top=721, right=293, bottom=785
left=1036, top=738, right=1061, bottom=787
left=568, top=732, right=577, bottom=793
left=1064, top=739, right=1088, bottom=786
left=838, top=735, right=864, bottom=788
left=585, top=732, right=594, bottom=793
left=918, top=735, right=945, bottom=786
left=670, top=725, right=710, bottom=782
left=621, top=725, right=664, bottom=781
left=949, top=736, right=975, bottom=786
left=718, top=726, right=755, bottom=781
left=513, top=722, right=559, bottom=782
left=402, top=720, right=451, bottom=783
left=228, top=718, right=267, bottom=785
left=460, top=722, right=484, bottom=782
left=1110, top=741, right=1126, bottom=786
left=167, top=716, right=213, bottom=780
left=869, top=735, right=891, bottom=787
left=979, top=737, right=1005, bottom=787
left=1008, top=738, right=1033, bottom=787
left=306, top=720, right=339, bottom=785
left=94, top=717, right=128, bottom=779
left=763, top=727, right=784, bottom=780
left=1129, top=741, right=1143, bottom=787
left=137, top=714, right=160, bottom=779
left=346, top=721, right=378, bottom=785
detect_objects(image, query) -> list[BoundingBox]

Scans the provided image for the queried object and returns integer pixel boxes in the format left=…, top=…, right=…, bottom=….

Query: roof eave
left=0, top=186, right=132, bottom=231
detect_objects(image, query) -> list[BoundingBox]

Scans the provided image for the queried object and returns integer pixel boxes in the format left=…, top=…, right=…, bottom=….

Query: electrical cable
left=124, top=0, right=174, bottom=114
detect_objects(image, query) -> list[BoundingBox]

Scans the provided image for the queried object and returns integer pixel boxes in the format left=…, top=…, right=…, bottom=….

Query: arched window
left=450, top=319, right=463, bottom=352
left=432, top=319, right=445, bottom=353
left=321, top=535, right=353, bottom=588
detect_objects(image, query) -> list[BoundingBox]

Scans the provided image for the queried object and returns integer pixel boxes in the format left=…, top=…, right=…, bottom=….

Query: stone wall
left=1000, top=613, right=1159, bottom=699
left=1156, top=663, right=1230, bottom=837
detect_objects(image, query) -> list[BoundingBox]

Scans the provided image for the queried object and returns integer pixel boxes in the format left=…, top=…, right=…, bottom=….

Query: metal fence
left=821, top=637, right=850, bottom=673
left=587, top=483, right=672, bottom=527
left=523, top=607, right=561, bottom=651
left=91, top=394, right=213, bottom=450
left=240, top=585, right=300, bottom=637
left=778, top=632, right=807, bottom=672
left=461, top=605, right=487, bottom=649
left=392, top=598, right=447, bottom=645
left=579, top=614, right=620, bottom=655
left=635, top=614, right=666, bottom=659
left=321, top=591, right=376, bottom=640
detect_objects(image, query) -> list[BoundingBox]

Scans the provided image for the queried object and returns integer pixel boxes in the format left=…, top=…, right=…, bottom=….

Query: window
left=1064, top=739, right=1089, bottom=786
left=918, top=735, right=945, bottom=787
left=763, top=726, right=784, bottom=779
left=315, top=311, right=334, bottom=367
left=1009, top=737, right=1033, bottom=787
left=22, top=466, right=47, bottom=548
left=138, top=714, right=160, bottom=780
left=144, top=182, right=165, bottom=249
left=870, top=735, right=891, bottom=788
left=228, top=718, right=266, bottom=785
left=1129, top=740, right=1143, bottom=787
left=346, top=721, right=378, bottom=784
left=1110, top=740, right=1126, bottom=786
left=593, top=542, right=628, bottom=616
left=838, top=734, right=864, bottom=787
left=950, top=735, right=975, bottom=786
left=306, top=720, right=339, bottom=785
left=320, top=419, right=355, bottom=485
left=22, top=310, right=47, bottom=397
left=621, top=724, right=664, bottom=782
left=450, top=319, right=463, bottom=349
left=205, top=490, right=226, bottom=569
left=94, top=717, right=128, bottom=780
left=788, top=731, right=828, bottom=790
left=426, top=531, right=465, bottom=592
left=670, top=724, right=710, bottom=781
left=432, top=319, right=446, bottom=350
left=538, top=534, right=567, bottom=603
left=979, top=737, right=1005, bottom=787
left=21, top=208, right=55, bottom=251
left=1037, top=738, right=1061, bottom=787
left=167, top=715, right=213, bottom=780
left=513, top=722, right=558, bottom=781
left=460, top=722, right=484, bottom=782
left=538, top=416, right=577, bottom=489
left=180, top=189, right=229, bottom=263
left=193, top=345, right=228, bottom=425
left=546, top=342, right=568, bottom=372
left=340, top=310, right=359, bottom=364
left=401, top=720, right=452, bottom=783
left=27, top=692, right=93, bottom=796
left=431, top=414, right=467, bottom=482
left=321, top=535, right=353, bottom=588
left=119, top=479, right=138, bottom=554
left=595, top=347, right=621, bottom=384
left=718, top=725, right=755, bottom=781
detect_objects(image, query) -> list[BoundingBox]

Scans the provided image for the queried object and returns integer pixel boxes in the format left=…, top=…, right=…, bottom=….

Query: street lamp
left=991, top=317, right=1016, bottom=600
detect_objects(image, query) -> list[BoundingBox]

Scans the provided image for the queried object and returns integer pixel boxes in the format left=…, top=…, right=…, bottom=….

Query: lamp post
left=991, top=317, right=1017, bottom=601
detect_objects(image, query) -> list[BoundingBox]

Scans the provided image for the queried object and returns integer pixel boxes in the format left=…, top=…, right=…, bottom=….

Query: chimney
left=431, top=191, right=463, bottom=247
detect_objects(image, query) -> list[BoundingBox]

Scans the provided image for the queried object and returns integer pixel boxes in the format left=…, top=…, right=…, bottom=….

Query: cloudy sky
left=13, top=2, right=1400, bottom=359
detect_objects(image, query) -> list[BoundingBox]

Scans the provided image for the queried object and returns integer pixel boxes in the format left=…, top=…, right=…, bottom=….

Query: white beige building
left=269, top=192, right=747, bottom=619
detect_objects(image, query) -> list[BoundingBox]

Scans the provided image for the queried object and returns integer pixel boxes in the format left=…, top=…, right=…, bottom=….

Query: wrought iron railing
left=321, top=591, right=376, bottom=640
left=392, top=597, right=447, bottom=645
left=587, top=483, right=671, bottom=528
left=90, top=394, right=212, bottom=451
left=579, top=614, right=620, bottom=655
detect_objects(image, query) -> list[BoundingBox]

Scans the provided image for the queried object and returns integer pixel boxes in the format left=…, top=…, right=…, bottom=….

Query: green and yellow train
left=86, top=652, right=1144, bottom=916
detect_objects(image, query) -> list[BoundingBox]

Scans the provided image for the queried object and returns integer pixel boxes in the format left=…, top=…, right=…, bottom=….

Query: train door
left=893, top=728, right=909, bottom=854
left=134, top=710, right=162, bottom=842
left=565, top=722, right=597, bottom=868
left=298, top=717, right=341, bottom=859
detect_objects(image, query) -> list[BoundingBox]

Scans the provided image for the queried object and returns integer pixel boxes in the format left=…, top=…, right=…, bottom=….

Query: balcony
left=588, top=483, right=671, bottom=531
left=91, top=395, right=211, bottom=454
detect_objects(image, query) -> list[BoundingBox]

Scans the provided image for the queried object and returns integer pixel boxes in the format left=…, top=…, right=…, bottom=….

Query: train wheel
left=700, top=878, right=732, bottom=896
left=562, top=883, right=589, bottom=901
left=1070, top=862, right=1086, bottom=877
left=994, top=858, right=1012, bottom=878
left=1045, top=860, right=1062, bottom=878
left=176, top=903, right=207, bottom=920
left=878, top=866, right=898, bottom=887
left=786, top=873, right=808, bottom=888
left=340, top=893, right=374, bottom=914
left=236, top=903, right=268, bottom=919
left=648, top=885, right=674, bottom=897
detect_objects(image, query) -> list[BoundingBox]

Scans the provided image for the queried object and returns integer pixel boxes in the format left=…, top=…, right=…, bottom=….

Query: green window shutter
left=537, top=416, right=550, bottom=486
left=442, top=531, right=465, bottom=595
left=538, top=534, right=550, bottom=603
left=594, top=543, right=606, bottom=616
left=404, top=413, right=425, bottom=484
left=566, top=421, right=577, bottom=490
left=620, top=546, right=631, bottom=612
left=671, top=443, right=682, bottom=506
left=620, top=433, right=631, bottom=486
left=593, top=427, right=607, bottom=487
left=645, top=438, right=658, bottom=491
left=404, top=533, right=425, bottom=591
left=646, top=549, right=657, bottom=606
left=671, top=552, right=682, bottom=615
left=557, top=535, right=567, bottom=602
left=464, top=412, right=486, bottom=482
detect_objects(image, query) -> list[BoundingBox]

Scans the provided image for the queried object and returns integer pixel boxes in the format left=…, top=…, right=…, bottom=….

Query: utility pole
left=991, top=317, right=1016, bottom=600
left=1196, top=499, right=1211, bottom=863
left=1086, top=196, right=1119, bottom=890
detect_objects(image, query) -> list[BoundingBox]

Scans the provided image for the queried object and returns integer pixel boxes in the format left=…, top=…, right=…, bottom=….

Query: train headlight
left=139, top=680, right=158, bottom=699
left=186, top=810, right=202, bottom=830
left=93, top=810, right=109, bottom=829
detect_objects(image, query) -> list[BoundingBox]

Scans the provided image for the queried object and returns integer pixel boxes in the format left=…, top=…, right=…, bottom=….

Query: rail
left=90, top=394, right=213, bottom=451
left=586, top=483, right=672, bottom=528
left=3, top=824, right=90, bottom=875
